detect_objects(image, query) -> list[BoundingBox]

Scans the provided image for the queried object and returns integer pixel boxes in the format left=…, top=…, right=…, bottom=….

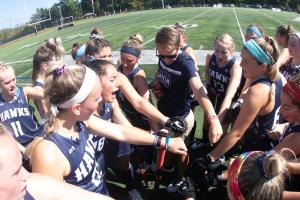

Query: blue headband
left=246, top=25, right=263, bottom=38
left=120, top=46, right=140, bottom=58
left=244, top=39, right=272, bottom=65
left=75, top=44, right=86, bottom=60
left=294, top=32, right=300, bottom=40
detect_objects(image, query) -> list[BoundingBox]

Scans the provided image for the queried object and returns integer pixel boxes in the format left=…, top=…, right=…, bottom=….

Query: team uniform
left=44, top=122, right=107, bottom=195
left=207, top=54, right=237, bottom=112
left=242, top=77, right=283, bottom=152
left=117, top=64, right=151, bottom=130
left=0, top=87, right=43, bottom=146
left=280, top=58, right=300, bottom=80
left=24, top=190, right=34, bottom=200
left=279, top=123, right=300, bottom=141
left=156, top=52, right=198, bottom=140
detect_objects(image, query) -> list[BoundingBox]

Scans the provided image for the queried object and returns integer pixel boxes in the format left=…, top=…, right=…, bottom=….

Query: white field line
left=105, top=10, right=182, bottom=38
left=16, top=68, right=32, bottom=78
left=233, top=7, right=245, bottom=44
left=142, top=8, right=214, bottom=48
left=254, top=10, right=299, bottom=32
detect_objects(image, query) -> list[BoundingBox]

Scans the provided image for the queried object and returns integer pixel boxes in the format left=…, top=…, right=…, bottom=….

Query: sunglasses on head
left=156, top=49, right=178, bottom=59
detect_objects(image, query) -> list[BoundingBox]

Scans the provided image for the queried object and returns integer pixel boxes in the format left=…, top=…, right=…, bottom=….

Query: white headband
left=58, top=66, right=97, bottom=109
left=294, top=32, right=300, bottom=40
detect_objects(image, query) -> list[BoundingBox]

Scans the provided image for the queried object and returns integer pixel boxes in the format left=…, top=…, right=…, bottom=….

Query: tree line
left=1, top=0, right=299, bottom=45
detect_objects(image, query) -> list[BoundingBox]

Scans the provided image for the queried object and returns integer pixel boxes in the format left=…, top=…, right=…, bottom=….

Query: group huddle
left=0, top=22, right=300, bottom=200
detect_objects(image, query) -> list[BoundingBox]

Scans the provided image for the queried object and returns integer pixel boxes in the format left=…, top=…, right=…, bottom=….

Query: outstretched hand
left=168, top=137, right=187, bottom=156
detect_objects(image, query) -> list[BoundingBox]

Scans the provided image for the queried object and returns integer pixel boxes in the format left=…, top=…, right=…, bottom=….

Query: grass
left=1, top=7, right=299, bottom=198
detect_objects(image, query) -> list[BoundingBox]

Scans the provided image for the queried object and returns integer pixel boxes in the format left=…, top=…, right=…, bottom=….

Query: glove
left=177, top=177, right=195, bottom=199
left=191, top=155, right=222, bottom=174
left=165, top=116, right=187, bottom=134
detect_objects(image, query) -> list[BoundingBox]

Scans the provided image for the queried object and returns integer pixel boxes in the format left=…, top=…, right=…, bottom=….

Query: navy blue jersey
left=207, top=54, right=237, bottom=112
left=0, top=87, right=43, bottom=146
left=24, top=190, right=35, bottom=200
left=181, top=43, right=189, bottom=52
left=156, top=52, right=199, bottom=117
left=243, top=77, right=283, bottom=151
left=117, top=64, right=150, bottom=130
left=45, top=122, right=107, bottom=195
left=280, top=58, right=300, bottom=81
left=279, top=123, right=300, bottom=141
left=92, top=103, right=112, bottom=163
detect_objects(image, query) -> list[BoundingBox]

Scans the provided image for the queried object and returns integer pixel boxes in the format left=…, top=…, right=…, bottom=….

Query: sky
left=0, top=0, right=59, bottom=30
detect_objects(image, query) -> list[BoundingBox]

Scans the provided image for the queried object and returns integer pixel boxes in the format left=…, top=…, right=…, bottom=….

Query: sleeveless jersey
left=156, top=52, right=199, bottom=117
left=24, top=190, right=35, bottom=200
left=207, top=54, right=237, bottom=112
left=279, top=123, right=300, bottom=141
left=0, top=87, right=43, bottom=146
left=45, top=122, right=106, bottom=194
left=243, top=77, right=283, bottom=151
left=280, top=58, right=300, bottom=80
left=117, top=64, right=150, bottom=130
left=92, top=103, right=113, bottom=166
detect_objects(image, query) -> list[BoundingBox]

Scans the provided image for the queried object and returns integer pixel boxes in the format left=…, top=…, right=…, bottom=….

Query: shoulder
left=31, top=138, right=68, bottom=177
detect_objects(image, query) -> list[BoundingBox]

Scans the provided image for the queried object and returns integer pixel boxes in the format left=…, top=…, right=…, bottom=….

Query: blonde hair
left=122, top=34, right=144, bottom=53
left=238, top=152, right=288, bottom=200
left=155, top=27, right=180, bottom=51
left=0, top=63, right=14, bottom=82
left=253, top=37, right=281, bottom=101
left=276, top=24, right=294, bottom=47
left=26, top=64, right=87, bottom=160
left=214, top=33, right=235, bottom=53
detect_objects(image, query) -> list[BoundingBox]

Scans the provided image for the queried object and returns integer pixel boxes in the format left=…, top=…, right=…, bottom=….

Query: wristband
left=207, top=114, right=218, bottom=121
left=165, top=136, right=171, bottom=150
left=157, top=136, right=162, bottom=149
left=153, top=135, right=158, bottom=147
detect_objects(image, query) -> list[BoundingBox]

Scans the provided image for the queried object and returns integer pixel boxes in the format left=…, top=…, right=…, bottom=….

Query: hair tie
left=256, top=151, right=273, bottom=179
left=86, top=55, right=96, bottom=63
left=55, top=64, right=68, bottom=76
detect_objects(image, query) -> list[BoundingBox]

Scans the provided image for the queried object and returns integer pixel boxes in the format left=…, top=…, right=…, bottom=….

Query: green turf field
left=1, top=6, right=300, bottom=80
left=1, top=6, right=299, bottom=139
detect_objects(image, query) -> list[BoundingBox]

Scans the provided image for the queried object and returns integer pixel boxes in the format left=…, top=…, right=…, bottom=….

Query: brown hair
left=89, top=59, right=113, bottom=77
left=26, top=64, right=87, bottom=160
left=90, top=27, right=103, bottom=39
left=121, top=34, right=144, bottom=53
left=276, top=25, right=294, bottom=47
left=32, top=37, right=65, bottom=81
left=238, top=152, right=287, bottom=200
left=85, top=38, right=111, bottom=56
left=155, top=27, right=180, bottom=51
left=174, top=22, right=186, bottom=41
left=214, top=33, right=235, bottom=53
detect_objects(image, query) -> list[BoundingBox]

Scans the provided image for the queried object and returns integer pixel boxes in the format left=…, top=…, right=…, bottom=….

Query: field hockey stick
left=154, top=127, right=174, bottom=190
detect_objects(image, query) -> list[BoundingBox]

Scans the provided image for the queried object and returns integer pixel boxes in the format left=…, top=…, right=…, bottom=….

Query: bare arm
left=218, top=60, right=242, bottom=122
left=31, top=139, right=68, bottom=181
left=23, top=86, right=44, bottom=101
left=118, top=73, right=168, bottom=125
left=185, top=47, right=199, bottom=70
left=28, top=173, right=113, bottom=200
left=111, top=100, right=133, bottom=127
left=209, top=84, right=269, bottom=160
left=85, top=115, right=187, bottom=155
left=189, top=76, right=222, bottom=144
left=283, top=191, right=300, bottom=200
left=276, top=48, right=290, bottom=70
